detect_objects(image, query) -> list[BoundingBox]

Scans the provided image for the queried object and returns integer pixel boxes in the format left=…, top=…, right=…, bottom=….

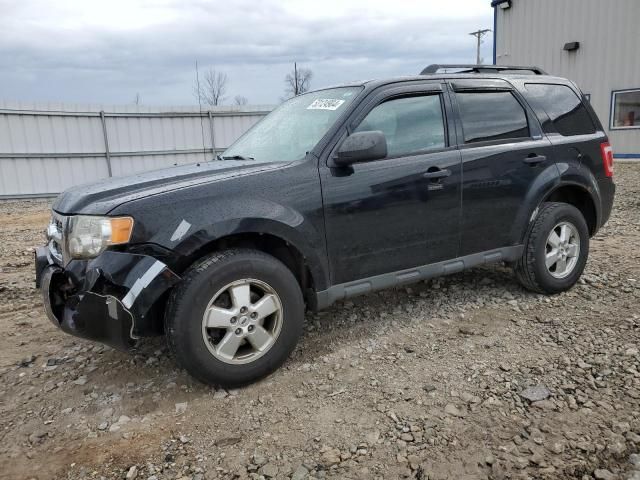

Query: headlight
left=67, top=216, right=134, bottom=259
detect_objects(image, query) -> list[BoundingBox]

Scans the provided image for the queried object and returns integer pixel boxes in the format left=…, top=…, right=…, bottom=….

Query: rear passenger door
left=449, top=79, right=557, bottom=256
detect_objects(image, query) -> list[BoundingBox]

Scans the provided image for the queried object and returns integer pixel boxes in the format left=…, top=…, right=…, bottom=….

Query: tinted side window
left=456, top=91, right=529, bottom=143
left=354, top=95, right=446, bottom=157
left=525, top=83, right=596, bottom=136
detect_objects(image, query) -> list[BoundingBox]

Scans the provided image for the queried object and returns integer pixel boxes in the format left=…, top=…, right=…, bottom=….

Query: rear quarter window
left=524, top=83, right=596, bottom=136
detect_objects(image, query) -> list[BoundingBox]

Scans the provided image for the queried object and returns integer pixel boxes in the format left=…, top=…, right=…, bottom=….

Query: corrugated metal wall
left=494, top=0, right=640, bottom=158
left=0, top=101, right=272, bottom=197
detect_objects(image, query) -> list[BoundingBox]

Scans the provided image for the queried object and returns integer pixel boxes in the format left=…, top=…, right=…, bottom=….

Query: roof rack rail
left=420, top=64, right=547, bottom=75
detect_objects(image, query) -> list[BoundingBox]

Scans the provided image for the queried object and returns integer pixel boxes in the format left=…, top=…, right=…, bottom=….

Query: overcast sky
left=1, top=0, right=494, bottom=106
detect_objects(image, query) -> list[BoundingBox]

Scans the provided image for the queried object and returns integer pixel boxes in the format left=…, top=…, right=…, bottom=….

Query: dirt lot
left=1, top=164, right=639, bottom=480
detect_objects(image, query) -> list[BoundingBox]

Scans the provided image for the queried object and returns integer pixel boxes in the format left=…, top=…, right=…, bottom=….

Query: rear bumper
left=598, top=178, right=615, bottom=230
left=36, top=247, right=180, bottom=351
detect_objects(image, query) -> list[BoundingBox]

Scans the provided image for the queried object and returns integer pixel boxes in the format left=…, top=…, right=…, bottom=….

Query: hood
left=53, top=160, right=286, bottom=215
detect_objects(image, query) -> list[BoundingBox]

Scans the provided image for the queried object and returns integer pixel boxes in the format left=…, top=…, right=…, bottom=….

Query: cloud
left=0, top=0, right=494, bottom=105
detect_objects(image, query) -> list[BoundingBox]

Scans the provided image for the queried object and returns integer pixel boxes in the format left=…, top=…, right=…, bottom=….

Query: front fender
left=129, top=195, right=329, bottom=291
left=110, top=159, right=328, bottom=290
left=170, top=216, right=329, bottom=290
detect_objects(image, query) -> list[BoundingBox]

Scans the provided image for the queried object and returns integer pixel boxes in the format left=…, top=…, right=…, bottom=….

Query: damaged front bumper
left=35, top=248, right=180, bottom=351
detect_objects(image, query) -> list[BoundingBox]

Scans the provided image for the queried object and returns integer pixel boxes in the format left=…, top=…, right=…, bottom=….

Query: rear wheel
left=515, top=202, right=589, bottom=294
left=165, top=249, right=304, bottom=387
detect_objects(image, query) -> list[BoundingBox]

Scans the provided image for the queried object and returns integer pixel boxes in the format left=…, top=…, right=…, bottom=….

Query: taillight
left=600, top=142, right=614, bottom=177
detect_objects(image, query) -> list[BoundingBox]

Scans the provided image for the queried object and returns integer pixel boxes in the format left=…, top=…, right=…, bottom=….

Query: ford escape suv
left=35, top=64, right=615, bottom=387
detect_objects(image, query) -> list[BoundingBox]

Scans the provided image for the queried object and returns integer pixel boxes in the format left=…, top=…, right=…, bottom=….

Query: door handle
left=422, top=168, right=451, bottom=180
left=523, top=154, right=547, bottom=165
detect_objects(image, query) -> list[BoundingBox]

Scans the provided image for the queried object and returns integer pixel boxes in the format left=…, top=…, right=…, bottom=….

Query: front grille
left=46, top=213, right=65, bottom=264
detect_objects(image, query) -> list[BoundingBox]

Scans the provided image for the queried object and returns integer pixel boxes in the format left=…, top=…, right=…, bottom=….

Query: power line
left=469, top=29, right=492, bottom=64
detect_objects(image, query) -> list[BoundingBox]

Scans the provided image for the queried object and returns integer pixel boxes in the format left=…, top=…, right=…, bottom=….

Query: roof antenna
left=195, top=60, right=207, bottom=164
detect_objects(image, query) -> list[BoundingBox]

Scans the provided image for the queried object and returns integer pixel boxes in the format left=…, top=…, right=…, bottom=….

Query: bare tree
left=194, top=68, right=228, bottom=106
left=234, top=95, right=248, bottom=106
left=284, top=62, right=312, bottom=97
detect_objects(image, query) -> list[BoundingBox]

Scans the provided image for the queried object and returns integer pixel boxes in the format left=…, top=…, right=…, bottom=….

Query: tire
left=515, top=202, right=589, bottom=294
left=165, top=249, right=304, bottom=387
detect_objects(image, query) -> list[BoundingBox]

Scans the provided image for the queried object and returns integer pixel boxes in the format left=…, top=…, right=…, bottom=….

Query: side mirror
left=334, top=130, right=387, bottom=165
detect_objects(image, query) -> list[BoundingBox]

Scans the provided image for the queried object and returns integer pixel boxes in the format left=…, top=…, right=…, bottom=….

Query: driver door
left=320, top=83, right=462, bottom=285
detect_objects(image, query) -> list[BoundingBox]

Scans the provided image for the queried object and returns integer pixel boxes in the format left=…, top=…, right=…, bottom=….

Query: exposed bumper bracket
left=38, top=249, right=180, bottom=351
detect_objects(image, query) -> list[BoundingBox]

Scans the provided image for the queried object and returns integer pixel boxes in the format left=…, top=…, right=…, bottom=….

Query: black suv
left=35, top=65, right=615, bottom=387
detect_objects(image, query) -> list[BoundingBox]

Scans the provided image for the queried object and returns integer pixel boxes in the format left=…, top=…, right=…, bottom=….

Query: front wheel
left=165, top=249, right=304, bottom=387
left=515, top=202, right=590, bottom=294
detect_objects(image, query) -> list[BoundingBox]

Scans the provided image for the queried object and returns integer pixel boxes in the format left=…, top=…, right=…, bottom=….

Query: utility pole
left=469, top=29, right=491, bottom=64
left=294, top=62, right=298, bottom=95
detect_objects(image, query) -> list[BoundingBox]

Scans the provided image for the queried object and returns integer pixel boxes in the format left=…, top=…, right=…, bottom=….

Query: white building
left=492, top=0, right=640, bottom=159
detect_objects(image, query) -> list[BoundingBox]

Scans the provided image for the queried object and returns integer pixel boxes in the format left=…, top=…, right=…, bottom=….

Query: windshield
left=222, top=87, right=361, bottom=163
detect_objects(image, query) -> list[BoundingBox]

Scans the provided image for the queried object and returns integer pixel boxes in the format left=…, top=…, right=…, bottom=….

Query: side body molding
left=314, top=246, right=523, bottom=310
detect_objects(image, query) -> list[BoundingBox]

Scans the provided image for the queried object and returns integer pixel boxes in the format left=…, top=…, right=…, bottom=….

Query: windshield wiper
left=219, top=155, right=255, bottom=161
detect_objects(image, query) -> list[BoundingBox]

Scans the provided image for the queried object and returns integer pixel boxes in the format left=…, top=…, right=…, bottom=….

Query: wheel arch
left=513, top=170, right=601, bottom=245
left=542, top=184, right=598, bottom=236
left=172, top=222, right=329, bottom=308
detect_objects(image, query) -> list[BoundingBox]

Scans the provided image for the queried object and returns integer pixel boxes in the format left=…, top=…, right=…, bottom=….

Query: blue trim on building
left=614, top=154, right=640, bottom=159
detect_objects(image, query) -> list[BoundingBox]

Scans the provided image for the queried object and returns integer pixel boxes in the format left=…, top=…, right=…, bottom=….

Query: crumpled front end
left=36, top=248, right=180, bottom=351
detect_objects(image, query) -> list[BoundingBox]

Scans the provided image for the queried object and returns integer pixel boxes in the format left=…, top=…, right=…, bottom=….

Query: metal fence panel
left=0, top=102, right=271, bottom=197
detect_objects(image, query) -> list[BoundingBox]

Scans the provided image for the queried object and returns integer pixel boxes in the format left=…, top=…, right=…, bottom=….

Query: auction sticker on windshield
left=307, top=99, right=345, bottom=110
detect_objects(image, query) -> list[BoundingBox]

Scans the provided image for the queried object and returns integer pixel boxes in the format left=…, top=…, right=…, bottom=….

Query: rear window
left=456, top=91, right=529, bottom=144
left=525, top=83, right=596, bottom=136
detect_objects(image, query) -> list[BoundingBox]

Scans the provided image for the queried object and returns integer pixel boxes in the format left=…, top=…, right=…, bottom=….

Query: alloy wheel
left=545, top=221, right=580, bottom=279
left=201, top=278, right=283, bottom=365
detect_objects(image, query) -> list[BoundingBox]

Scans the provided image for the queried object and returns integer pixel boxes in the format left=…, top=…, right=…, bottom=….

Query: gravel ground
left=1, top=164, right=639, bottom=480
